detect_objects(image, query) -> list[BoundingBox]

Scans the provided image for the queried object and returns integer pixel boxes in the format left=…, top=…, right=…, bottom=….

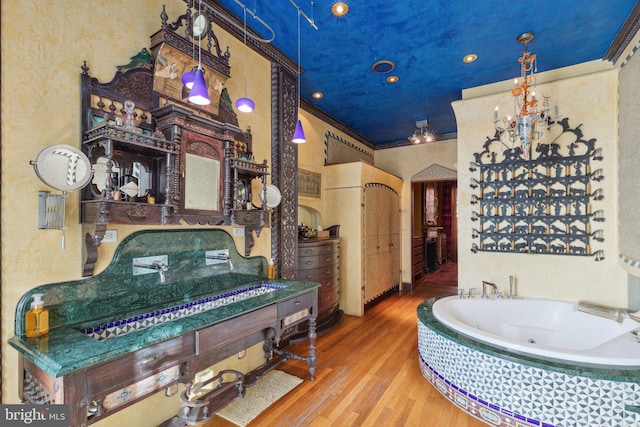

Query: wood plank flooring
left=203, top=263, right=486, bottom=426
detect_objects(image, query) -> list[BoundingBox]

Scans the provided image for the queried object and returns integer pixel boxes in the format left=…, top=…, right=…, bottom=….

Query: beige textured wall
left=375, top=140, right=458, bottom=285
left=454, top=67, right=627, bottom=305
left=296, top=109, right=374, bottom=226
left=618, top=41, right=640, bottom=273
left=1, top=1, right=273, bottom=424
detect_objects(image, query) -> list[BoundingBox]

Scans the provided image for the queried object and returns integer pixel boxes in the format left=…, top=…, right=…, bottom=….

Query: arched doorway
left=410, top=165, right=457, bottom=285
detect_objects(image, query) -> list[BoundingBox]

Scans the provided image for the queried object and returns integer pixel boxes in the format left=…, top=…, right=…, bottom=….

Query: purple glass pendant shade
left=236, top=97, right=255, bottom=113
left=188, top=67, right=210, bottom=105
left=292, top=119, right=306, bottom=143
left=181, top=69, right=196, bottom=89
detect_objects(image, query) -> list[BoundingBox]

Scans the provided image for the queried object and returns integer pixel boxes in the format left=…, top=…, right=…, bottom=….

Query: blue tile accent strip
left=419, top=351, right=547, bottom=427
left=81, top=284, right=283, bottom=341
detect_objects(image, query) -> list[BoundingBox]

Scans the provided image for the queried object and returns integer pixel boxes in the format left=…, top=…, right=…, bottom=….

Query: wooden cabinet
left=412, top=237, right=424, bottom=280
left=296, top=238, right=343, bottom=338
left=78, top=14, right=273, bottom=275
left=364, top=183, right=401, bottom=305
left=323, top=162, right=403, bottom=316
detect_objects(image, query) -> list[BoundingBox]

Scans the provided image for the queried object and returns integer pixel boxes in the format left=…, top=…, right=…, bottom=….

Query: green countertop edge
left=418, top=297, right=640, bottom=384
left=10, top=279, right=319, bottom=378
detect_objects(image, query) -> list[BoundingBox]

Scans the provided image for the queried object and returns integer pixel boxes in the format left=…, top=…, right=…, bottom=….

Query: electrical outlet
left=237, top=350, right=246, bottom=359
left=233, top=227, right=245, bottom=237
left=103, top=230, right=117, bottom=243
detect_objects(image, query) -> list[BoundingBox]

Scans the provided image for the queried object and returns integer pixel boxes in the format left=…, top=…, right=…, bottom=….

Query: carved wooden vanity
left=9, top=229, right=318, bottom=427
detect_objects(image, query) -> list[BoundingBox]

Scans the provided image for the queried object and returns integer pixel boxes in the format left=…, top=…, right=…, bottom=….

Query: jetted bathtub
left=432, top=295, right=640, bottom=366
left=418, top=296, right=640, bottom=426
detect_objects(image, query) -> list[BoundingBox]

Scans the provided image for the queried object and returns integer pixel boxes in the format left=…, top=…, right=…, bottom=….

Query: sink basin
left=80, top=284, right=283, bottom=341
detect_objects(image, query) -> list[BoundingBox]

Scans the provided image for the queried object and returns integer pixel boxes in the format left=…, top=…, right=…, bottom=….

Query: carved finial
left=224, top=47, right=231, bottom=60
left=161, top=5, right=168, bottom=28
left=81, top=60, right=89, bottom=75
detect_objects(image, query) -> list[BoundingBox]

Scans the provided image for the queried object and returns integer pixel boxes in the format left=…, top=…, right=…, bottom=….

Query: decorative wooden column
left=271, top=64, right=299, bottom=279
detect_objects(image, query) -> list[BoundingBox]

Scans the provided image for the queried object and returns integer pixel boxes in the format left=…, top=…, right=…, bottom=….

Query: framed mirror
left=178, top=130, right=224, bottom=223
left=185, top=152, right=220, bottom=210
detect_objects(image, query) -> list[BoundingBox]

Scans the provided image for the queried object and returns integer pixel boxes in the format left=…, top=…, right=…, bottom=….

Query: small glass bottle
left=120, top=168, right=138, bottom=202
left=268, top=258, right=276, bottom=280
left=25, top=293, right=49, bottom=338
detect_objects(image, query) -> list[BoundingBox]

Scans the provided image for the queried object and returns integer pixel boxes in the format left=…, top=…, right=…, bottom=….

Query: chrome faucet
left=134, top=260, right=169, bottom=283
left=482, top=280, right=498, bottom=298
left=206, top=254, right=234, bottom=270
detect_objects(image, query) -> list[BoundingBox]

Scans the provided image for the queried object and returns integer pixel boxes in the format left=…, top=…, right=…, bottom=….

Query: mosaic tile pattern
left=81, top=284, right=283, bottom=341
left=418, top=322, right=640, bottom=427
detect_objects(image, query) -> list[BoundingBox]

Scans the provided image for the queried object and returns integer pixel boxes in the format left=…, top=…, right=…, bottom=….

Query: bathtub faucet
left=482, top=281, right=499, bottom=299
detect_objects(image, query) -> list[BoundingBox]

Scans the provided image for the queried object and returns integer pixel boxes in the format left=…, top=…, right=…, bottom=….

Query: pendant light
left=235, top=7, right=255, bottom=113
left=181, top=12, right=198, bottom=89
left=292, top=7, right=306, bottom=143
left=188, top=0, right=210, bottom=106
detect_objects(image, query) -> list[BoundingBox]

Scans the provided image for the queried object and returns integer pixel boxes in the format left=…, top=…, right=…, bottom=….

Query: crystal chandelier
left=493, top=32, right=558, bottom=159
left=409, top=118, right=435, bottom=144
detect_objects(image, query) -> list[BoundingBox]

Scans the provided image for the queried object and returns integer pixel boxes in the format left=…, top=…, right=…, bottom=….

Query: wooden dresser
left=296, top=238, right=343, bottom=338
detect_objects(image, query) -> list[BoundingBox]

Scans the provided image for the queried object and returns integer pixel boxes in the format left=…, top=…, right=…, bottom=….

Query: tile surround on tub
left=418, top=299, right=640, bottom=427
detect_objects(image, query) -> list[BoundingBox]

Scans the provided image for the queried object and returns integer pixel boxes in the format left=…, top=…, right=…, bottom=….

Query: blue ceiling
left=213, top=0, right=637, bottom=146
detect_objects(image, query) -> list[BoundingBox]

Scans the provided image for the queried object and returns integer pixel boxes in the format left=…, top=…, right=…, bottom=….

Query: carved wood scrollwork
left=271, top=64, right=299, bottom=279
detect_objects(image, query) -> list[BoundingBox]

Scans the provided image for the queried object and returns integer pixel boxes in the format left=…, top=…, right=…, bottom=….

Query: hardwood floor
left=205, top=263, right=486, bottom=426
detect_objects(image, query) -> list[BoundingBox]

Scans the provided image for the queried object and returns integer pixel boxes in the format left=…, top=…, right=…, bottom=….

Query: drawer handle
left=305, top=260, right=314, bottom=265
left=306, top=274, right=313, bottom=279
left=139, top=354, right=158, bottom=365
left=294, top=300, right=301, bottom=305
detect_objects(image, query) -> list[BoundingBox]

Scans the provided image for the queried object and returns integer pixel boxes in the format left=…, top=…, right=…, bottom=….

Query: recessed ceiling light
left=312, top=92, right=324, bottom=99
left=462, top=53, right=478, bottom=63
left=331, top=2, right=349, bottom=17
left=372, top=60, right=395, bottom=74
left=386, top=75, right=399, bottom=83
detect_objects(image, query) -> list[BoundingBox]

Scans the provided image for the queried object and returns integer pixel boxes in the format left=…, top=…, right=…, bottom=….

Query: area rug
left=216, top=370, right=303, bottom=426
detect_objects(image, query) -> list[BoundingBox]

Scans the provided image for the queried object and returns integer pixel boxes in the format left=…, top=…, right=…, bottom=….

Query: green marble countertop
left=10, top=279, right=318, bottom=378
left=418, top=297, right=640, bottom=383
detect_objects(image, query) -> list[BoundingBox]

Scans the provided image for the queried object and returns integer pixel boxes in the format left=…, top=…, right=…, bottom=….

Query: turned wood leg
left=307, top=316, right=317, bottom=380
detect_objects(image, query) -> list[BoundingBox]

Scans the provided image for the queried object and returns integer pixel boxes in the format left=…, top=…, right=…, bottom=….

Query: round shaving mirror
left=263, top=184, right=282, bottom=208
left=31, top=144, right=92, bottom=191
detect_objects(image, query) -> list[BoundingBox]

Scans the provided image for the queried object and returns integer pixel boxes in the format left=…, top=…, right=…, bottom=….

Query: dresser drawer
left=298, top=265, right=333, bottom=282
left=278, top=291, right=315, bottom=318
left=298, top=254, right=336, bottom=270
left=298, top=242, right=338, bottom=256
left=87, top=333, right=195, bottom=395
left=197, top=304, right=277, bottom=352
left=319, top=288, right=339, bottom=306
